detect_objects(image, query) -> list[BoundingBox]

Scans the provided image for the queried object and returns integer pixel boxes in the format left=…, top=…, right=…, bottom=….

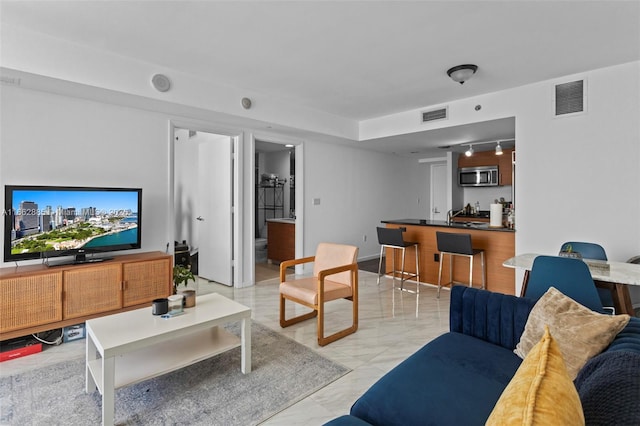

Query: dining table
left=503, top=253, right=640, bottom=315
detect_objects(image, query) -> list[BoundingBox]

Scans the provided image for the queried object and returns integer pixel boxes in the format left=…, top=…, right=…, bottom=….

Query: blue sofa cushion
left=349, top=331, right=523, bottom=426
left=574, top=350, right=640, bottom=425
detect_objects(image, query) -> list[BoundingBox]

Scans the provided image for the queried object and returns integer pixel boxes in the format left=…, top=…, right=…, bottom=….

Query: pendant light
left=465, top=145, right=474, bottom=157
left=495, top=141, right=503, bottom=155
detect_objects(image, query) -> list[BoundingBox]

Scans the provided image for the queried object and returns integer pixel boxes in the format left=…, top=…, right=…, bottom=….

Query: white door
left=430, top=163, right=447, bottom=221
left=197, top=134, right=233, bottom=286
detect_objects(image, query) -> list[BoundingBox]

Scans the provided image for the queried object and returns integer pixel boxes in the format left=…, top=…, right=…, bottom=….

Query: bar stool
left=436, top=231, right=485, bottom=298
left=376, top=227, right=420, bottom=292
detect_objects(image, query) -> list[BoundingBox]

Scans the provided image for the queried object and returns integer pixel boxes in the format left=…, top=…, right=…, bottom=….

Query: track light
left=465, top=145, right=474, bottom=157
left=495, top=141, right=503, bottom=155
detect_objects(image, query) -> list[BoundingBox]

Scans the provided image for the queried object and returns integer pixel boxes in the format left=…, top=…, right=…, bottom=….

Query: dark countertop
left=381, top=219, right=515, bottom=232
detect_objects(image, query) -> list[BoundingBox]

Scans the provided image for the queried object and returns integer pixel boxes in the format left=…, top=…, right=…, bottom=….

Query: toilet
left=255, top=238, right=268, bottom=263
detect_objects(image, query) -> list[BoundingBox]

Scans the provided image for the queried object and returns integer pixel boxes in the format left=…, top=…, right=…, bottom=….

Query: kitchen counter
left=266, top=218, right=296, bottom=224
left=380, top=219, right=515, bottom=295
left=381, top=218, right=515, bottom=232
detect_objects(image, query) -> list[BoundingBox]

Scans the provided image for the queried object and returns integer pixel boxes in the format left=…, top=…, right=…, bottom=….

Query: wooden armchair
left=279, top=243, right=359, bottom=346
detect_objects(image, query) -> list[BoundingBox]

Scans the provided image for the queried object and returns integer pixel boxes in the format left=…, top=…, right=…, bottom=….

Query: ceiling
left=2, top=1, right=639, bottom=156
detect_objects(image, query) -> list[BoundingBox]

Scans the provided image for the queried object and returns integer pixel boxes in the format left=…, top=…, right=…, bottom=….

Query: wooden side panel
left=385, top=224, right=515, bottom=295
left=123, top=257, right=172, bottom=307
left=63, top=264, right=122, bottom=319
left=0, top=272, right=63, bottom=333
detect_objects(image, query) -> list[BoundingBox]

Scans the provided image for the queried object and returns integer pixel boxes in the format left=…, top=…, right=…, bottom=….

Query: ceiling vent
left=421, top=107, right=448, bottom=123
left=555, top=79, right=585, bottom=116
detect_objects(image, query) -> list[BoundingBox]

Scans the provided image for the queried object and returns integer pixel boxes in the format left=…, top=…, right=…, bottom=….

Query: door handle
left=196, top=216, right=204, bottom=221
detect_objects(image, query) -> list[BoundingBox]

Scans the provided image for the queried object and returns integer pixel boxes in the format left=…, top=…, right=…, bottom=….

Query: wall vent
left=421, top=107, right=448, bottom=123
left=555, top=80, right=585, bottom=116
left=0, top=76, right=21, bottom=86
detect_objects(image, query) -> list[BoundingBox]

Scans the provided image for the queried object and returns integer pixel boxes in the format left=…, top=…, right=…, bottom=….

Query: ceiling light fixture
left=446, top=64, right=478, bottom=85
left=465, top=145, right=474, bottom=157
left=495, top=141, right=503, bottom=155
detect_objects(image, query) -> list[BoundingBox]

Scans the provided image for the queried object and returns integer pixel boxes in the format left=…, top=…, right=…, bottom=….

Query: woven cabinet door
left=63, top=263, right=122, bottom=320
left=122, top=257, right=172, bottom=307
left=0, top=272, right=63, bottom=333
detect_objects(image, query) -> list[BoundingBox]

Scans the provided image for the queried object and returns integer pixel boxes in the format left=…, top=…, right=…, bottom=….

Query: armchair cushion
left=280, top=277, right=352, bottom=305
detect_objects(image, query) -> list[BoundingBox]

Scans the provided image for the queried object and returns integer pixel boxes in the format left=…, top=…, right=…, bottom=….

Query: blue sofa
left=326, top=286, right=640, bottom=426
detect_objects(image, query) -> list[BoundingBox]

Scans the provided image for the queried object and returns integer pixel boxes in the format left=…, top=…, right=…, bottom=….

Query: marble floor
left=0, top=270, right=451, bottom=425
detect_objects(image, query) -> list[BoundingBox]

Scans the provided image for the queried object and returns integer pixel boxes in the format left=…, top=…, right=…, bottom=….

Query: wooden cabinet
left=0, top=251, right=172, bottom=339
left=498, top=148, right=514, bottom=186
left=123, top=258, right=172, bottom=307
left=267, top=220, right=295, bottom=262
left=0, top=272, right=62, bottom=334
left=63, top=264, right=123, bottom=320
left=458, top=148, right=514, bottom=186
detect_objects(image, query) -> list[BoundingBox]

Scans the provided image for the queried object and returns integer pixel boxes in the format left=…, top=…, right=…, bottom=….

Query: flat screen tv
left=4, top=185, right=142, bottom=265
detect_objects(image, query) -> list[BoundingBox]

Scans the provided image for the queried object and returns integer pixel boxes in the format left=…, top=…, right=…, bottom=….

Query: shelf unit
left=257, top=183, right=285, bottom=225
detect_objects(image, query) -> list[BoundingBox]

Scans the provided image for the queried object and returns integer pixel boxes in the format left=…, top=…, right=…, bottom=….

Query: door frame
left=169, top=119, right=243, bottom=288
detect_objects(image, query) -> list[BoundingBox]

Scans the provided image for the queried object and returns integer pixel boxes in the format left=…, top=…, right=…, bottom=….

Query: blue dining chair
left=560, top=241, right=614, bottom=310
left=560, top=242, right=607, bottom=261
left=524, top=255, right=604, bottom=313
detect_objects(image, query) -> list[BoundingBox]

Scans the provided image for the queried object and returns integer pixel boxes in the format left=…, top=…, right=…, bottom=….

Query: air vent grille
left=422, top=107, right=448, bottom=123
left=555, top=80, right=584, bottom=116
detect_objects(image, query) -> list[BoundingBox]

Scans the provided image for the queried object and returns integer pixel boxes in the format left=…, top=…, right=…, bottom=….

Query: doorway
left=254, top=140, right=296, bottom=282
left=174, top=128, right=235, bottom=286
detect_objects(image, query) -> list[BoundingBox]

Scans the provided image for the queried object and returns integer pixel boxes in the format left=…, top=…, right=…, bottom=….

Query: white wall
left=464, top=186, right=512, bottom=211
left=264, top=150, right=293, bottom=218
left=1, top=85, right=172, bottom=264
left=303, top=142, right=426, bottom=260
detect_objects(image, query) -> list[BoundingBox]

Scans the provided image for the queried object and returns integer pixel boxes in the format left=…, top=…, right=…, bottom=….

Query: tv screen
left=4, top=185, right=142, bottom=264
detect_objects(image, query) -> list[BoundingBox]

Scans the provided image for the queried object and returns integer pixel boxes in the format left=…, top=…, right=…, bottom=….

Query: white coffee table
left=85, top=293, right=251, bottom=425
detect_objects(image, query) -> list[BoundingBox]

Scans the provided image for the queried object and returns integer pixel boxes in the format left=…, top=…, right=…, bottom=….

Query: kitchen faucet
left=446, top=208, right=464, bottom=225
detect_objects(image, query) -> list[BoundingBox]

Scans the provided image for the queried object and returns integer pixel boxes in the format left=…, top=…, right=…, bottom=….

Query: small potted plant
left=173, top=264, right=196, bottom=307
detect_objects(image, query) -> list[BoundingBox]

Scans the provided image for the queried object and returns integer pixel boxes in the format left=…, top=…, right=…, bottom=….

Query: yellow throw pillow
left=514, top=287, right=629, bottom=380
left=486, top=326, right=584, bottom=426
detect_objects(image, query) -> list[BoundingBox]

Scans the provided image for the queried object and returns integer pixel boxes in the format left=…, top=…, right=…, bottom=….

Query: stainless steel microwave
left=458, top=166, right=499, bottom=187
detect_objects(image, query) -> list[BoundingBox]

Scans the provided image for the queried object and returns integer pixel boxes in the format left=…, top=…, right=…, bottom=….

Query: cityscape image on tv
left=9, top=189, right=139, bottom=256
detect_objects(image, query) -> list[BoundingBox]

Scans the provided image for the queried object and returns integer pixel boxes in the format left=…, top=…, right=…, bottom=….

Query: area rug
left=0, top=322, right=350, bottom=426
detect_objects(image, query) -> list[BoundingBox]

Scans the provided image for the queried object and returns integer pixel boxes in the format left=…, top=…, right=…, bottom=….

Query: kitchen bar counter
left=381, top=218, right=515, bottom=232
left=381, top=219, right=515, bottom=295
